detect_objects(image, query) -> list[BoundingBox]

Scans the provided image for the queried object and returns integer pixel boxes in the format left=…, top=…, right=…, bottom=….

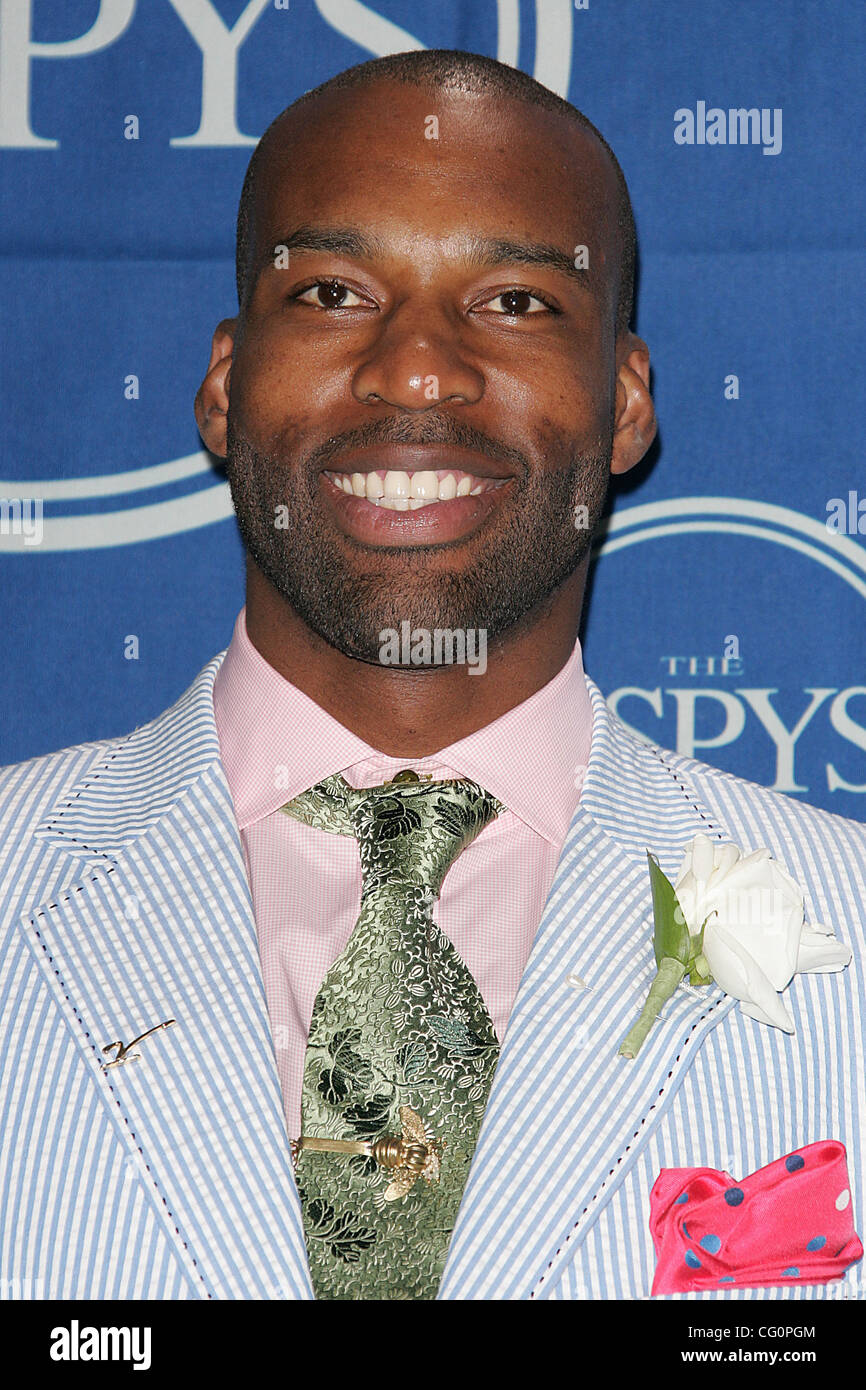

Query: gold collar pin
left=101, top=1019, right=176, bottom=1070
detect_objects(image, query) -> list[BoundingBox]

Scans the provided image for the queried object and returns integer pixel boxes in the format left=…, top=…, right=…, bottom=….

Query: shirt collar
left=213, top=608, right=593, bottom=845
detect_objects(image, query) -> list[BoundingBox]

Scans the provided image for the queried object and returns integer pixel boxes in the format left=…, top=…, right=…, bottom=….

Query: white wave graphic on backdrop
left=0, top=452, right=233, bottom=550
left=594, top=497, right=866, bottom=603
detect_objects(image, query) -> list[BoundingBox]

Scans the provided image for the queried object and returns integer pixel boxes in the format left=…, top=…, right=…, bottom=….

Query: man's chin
left=268, top=592, right=488, bottom=667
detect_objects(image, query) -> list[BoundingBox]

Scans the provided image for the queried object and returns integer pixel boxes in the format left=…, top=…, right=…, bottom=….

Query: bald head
left=234, top=48, right=636, bottom=336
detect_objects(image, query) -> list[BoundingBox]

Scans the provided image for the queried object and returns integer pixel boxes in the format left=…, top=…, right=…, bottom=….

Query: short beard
left=225, top=409, right=612, bottom=666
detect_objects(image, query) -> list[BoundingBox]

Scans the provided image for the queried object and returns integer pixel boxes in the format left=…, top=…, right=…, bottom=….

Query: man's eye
left=481, top=289, right=553, bottom=316
left=293, top=280, right=368, bottom=308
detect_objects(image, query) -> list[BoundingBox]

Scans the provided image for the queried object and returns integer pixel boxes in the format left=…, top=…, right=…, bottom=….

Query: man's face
left=223, top=81, right=625, bottom=664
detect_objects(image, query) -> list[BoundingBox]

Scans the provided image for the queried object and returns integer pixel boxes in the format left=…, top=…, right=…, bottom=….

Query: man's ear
left=610, top=332, right=657, bottom=476
left=194, top=318, right=237, bottom=459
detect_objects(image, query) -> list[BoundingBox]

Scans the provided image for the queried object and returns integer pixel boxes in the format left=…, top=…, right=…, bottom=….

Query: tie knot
left=281, top=771, right=503, bottom=897
left=353, top=776, right=502, bottom=896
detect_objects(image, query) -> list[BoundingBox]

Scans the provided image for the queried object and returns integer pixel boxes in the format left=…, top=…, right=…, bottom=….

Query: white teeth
left=438, top=472, right=457, bottom=500
left=383, top=470, right=411, bottom=499
left=329, top=467, right=504, bottom=508
left=409, top=470, right=439, bottom=500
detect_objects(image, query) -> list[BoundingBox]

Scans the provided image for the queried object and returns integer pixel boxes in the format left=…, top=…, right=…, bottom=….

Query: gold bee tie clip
left=292, top=1105, right=444, bottom=1201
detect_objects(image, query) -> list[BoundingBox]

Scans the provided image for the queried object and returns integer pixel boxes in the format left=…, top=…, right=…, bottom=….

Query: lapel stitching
left=646, top=743, right=730, bottom=843
left=39, top=744, right=127, bottom=856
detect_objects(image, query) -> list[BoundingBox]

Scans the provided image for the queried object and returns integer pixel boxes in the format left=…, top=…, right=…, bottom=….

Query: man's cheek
left=264, top=414, right=319, bottom=467
left=233, top=338, right=300, bottom=404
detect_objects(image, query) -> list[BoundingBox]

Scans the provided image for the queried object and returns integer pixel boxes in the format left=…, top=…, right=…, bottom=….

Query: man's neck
left=243, top=560, right=588, bottom=757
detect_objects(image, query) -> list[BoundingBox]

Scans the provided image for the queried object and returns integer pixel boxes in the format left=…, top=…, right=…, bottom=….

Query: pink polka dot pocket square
left=649, top=1140, right=863, bottom=1295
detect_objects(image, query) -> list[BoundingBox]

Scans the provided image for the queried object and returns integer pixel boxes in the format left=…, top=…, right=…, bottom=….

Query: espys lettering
left=608, top=685, right=866, bottom=794
left=0, top=0, right=572, bottom=149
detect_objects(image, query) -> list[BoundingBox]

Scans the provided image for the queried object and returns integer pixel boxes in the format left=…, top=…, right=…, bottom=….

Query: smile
left=322, top=468, right=509, bottom=511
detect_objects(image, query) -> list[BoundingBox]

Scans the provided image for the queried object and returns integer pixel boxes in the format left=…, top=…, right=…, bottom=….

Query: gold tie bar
left=292, top=1105, right=444, bottom=1200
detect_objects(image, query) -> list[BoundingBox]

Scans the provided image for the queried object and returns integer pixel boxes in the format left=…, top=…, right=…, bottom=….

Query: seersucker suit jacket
left=1, top=652, right=863, bottom=1301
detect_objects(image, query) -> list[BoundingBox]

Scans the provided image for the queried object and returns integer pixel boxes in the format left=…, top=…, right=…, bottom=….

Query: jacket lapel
left=440, top=679, right=739, bottom=1299
left=21, top=657, right=313, bottom=1300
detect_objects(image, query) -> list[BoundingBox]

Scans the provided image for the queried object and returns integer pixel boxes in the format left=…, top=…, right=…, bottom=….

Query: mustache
left=302, top=412, right=530, bottom=479
left=226, top=409, right=610, bottom=489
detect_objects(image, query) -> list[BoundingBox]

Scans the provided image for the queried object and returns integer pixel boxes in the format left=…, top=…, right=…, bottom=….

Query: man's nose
left=351, top=299, right=484, bottom=409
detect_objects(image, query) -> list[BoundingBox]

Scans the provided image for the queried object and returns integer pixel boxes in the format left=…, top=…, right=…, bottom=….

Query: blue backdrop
left=2, top=0, right=864, bottom=819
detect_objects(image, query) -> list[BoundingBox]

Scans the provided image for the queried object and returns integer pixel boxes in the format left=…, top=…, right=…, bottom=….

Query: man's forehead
left=250, top=80, right=619, bottom=252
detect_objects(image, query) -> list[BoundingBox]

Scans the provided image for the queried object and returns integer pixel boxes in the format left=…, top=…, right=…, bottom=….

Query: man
left=1, top=50, right=863, bottom=1302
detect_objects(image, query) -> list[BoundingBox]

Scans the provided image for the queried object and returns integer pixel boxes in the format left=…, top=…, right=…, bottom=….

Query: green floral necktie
left=280, top=769, right=504, bottom=1300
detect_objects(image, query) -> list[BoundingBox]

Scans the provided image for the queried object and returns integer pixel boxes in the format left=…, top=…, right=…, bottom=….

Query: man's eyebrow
left=252, top=225, right=384, bottom=289
left=459, top=234, right=592, bottom=291
left=253, top=224, right=592, bottom=292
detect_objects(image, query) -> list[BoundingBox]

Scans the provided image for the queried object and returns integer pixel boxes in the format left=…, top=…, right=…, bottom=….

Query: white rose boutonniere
left=619, top=833, right=852, bottom=1059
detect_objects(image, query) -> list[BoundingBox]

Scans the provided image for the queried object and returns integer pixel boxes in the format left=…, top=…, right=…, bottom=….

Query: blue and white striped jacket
left=1, top=654, right=863, bottom=1300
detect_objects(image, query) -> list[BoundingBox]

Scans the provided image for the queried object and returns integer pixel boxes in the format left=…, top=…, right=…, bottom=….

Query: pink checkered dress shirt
left=212, top=608, right=593, bottom=1138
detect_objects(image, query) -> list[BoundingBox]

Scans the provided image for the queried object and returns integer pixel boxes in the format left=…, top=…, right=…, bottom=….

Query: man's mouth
left=322, top=467, right=508, bottom=511
left=316, top=443, right=517, bottom=546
